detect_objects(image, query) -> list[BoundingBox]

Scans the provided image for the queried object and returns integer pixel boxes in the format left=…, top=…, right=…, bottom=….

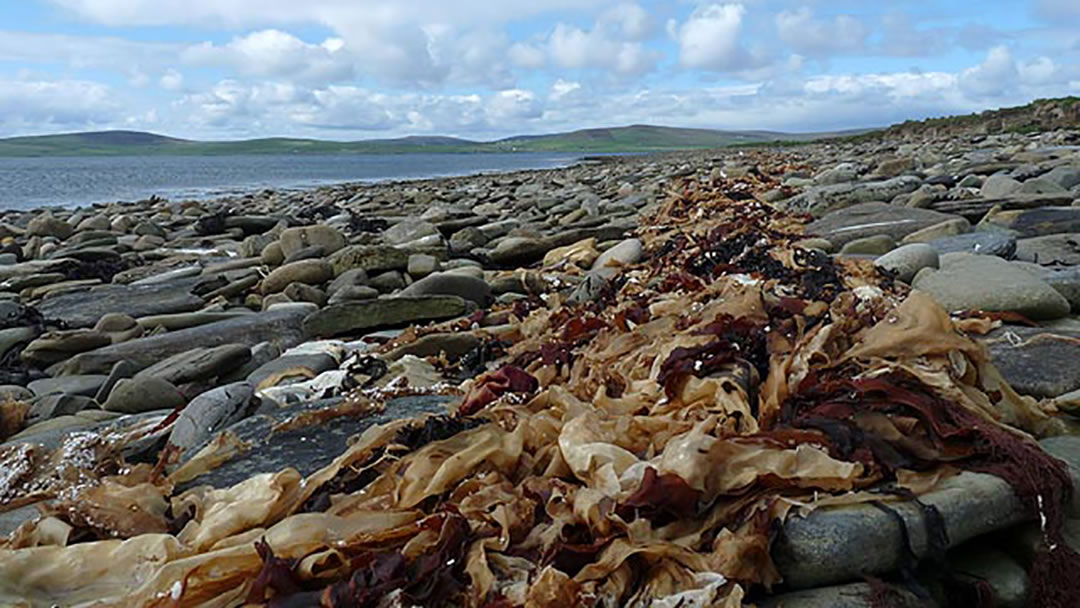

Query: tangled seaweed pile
left=0, top=173, right=1077, bottom=607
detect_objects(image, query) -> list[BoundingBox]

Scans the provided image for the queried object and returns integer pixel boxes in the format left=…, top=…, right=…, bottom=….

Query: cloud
left=775, top=7, right=868, bottom=56
left=181, top=30, right=353, bottom=84
left=599, top=3, right=655, bottom=41
left=487, top=89, right=542, bottom=120
left=1031, top=0, right=1080, bottom=21
left=547, top=23, right=656, bottom=75
left=877, top=14, right=948, bottom=57
left=674, top=4, right=751, bottom=71
left=159, top=69, right=184, bottom=91
left=959, top=46, right=1021, bottom=97
left=0, top=78, right=121, bottom=135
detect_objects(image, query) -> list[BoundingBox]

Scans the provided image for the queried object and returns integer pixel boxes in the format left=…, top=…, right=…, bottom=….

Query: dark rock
left=926, top=232, right=1016, bottom=258
left=56, top=308, right=308, bottom=376
left=400, top=272, right=492, bottom=306
left=167, top=382, right=254, bottom=453
left=384, top=332, right=481, bottom=362
left=35, top=279, right=204, bottom=328
left=806, top=203, right=959, bottom=248
left=981, top=326, right=1080, bottom=398
left=303, top=295, right=469, bottom=338
left=1015, top=233, right=1080, bottom=266
left=175, top=395, right=451, bottom=491
left=27, top=393, right=96, bottom=422
left=94, top=360, right=139, bottom=402
left=757, top=582, right=930, bottom=608
left=28, top=375, right=106, bottom=397
left=980, top=206, right=1080, bottom=238
left=137, top=344, right=252, bottom=385
left=246, top=353, right=338, bottom=390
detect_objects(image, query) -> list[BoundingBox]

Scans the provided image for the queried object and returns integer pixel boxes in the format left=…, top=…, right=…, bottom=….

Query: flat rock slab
left=56, top=308, right=308, bottom=376
left=806, top=203, right=959, bottom=248
left=980, top=207, right=1080, bottom=238
left=137, top=343, right=252, bottom=385
left=176, top=394, right=451, bottom=492
left=302, top=295, right=468, bottom=338
left=926, top=232, right=1016, bottom=258
left=35, top=279, right=204, bottom=328
left=757, top=582, right=931, bottom=608
left=786, top=176, right=922, bottom=217
left=1015, top=233, right=1080, bottom=266
left=928, top=193, right=1076, bottom=221
left=981, top=326, right=1080, bottom=398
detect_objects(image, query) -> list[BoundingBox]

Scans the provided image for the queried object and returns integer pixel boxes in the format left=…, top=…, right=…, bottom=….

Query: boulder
left=302, top=296, right=468, bottom=338
left=912, top=254, right=1070, bottom=319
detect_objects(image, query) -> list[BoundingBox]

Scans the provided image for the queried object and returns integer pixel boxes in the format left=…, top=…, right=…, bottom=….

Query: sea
left=0, top=153, right=583, bottom=211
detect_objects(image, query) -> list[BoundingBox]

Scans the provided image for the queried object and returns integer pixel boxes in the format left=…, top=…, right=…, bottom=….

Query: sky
left=1, top=0, right=1079, bottom=141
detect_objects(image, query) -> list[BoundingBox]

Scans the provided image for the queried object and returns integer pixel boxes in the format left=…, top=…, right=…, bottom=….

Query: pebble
left=399, top=272, right=492, bottom=306
left=912, top=253, right=1070, bottom=319
left=873, top=243, right=939, bottom=282
left=102, top=375, right=185, bottom=413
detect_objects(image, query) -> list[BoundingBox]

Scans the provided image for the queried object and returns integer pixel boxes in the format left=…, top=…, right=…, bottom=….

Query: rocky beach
left=1, top=110, right=1080, bottom=607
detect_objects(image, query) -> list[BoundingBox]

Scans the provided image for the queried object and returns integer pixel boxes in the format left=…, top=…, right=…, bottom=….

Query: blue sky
left=1, top=0, right=1078, bottom=140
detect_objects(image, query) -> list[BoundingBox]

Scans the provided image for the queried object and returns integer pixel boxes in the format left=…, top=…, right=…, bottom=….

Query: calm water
left=0, top=153, right=582, bottom=211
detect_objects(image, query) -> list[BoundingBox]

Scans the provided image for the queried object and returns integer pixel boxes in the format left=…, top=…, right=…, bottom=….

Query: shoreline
left=0, top=127, right=1079, bottom=605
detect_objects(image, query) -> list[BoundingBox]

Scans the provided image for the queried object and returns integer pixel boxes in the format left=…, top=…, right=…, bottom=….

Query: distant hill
left=0, top=124, right=861, bottom=157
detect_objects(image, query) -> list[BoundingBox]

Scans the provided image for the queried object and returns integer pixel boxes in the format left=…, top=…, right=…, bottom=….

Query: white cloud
left=508, top=42, right=545, bottom=69
left=599, top=3, right=655, bottom=41
left=159, top=69, right=184, bottom=90
left=959, top=46, right=1021, bottom=97
left=181, top=29, right=353, bottom=84
left=775, top=7, right=868, bottom=56
left=0, top=78, right=120, bottom=135
left=544, top=14, right=658, bottom=76
left=675, top=4, right=748, bottom=71
left=487, top=89, right=542, bottom=120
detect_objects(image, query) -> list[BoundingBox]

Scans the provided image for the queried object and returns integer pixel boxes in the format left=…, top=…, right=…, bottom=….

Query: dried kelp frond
left=1, top=169, right=1077, bottom=607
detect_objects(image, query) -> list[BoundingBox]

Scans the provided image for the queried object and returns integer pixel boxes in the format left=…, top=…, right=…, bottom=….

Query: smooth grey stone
left=1018, top=176, right=1068, bottom=195
left=279, top=225, right=346, bottom=258
left=874, top=243, right=939, bottom=282
left=1014, top=233, right=1080, bottom=266
left=0, top=385, right=33, bottom=402
left=838, top=234, right=896, bottom=255
left=246, top=353, right=338, bottom=389
left=303, top=295, right=468, bottom=338
left=383, top=219, right=440, bottom=246
left=981, top=326, right=1080, bottom=398
left=980, top=206, right=1080, bottom=238
left=28, top=375, right=106, bottom=397
left=175, top=395, right=451, bottom=491
left=566, top=272, right=608, bottom=305
left=328, top=285, right=379, bottom=304
left=136, top=311, right=254, bottom=332
left=1041, top=267, right=1080, bottom=311
left=1040, top=436, right=1080, bottom=517
left=591, top=238, right=643, bottom=278
left=369, top=270, right=405, bottom=292
left=407, top=253, right=439, bottom=278
left=27, top=393, right=96, bottom=422
left=0, top=326, right=39, bottom=359
left=35, top=279, right=204, bottom=328
left=282, top=282, right=327, bottom=306
left=1043, top=165, right=1080, bottom=190
left=948, top=543, right=1028, bottom=608
left=55, top=307, right=309, bottom=376
left=774, top=471, right=1028, bottom=589
left=137, top=344, right=252, bottom=385
left=489, top=236, right=552, bottom=267
left=785, top=175, right=922, bottom=217
left=806, top=202, right=959, bottom=248
left=813, top=162, right=859, bottom=185
left=218, top=341, right=282, bottom=385
left=400, top=272, right=492, bottom=307
left=329, top=245, right=408, bottom=276
left=103, top=376, right=185, bottom=414
left=94, top=360, right=139, bottom=403
left=281, top=245, right=326, bottom=265
left=167, top=381, right=254, bottom=454
left=912, top=253, right=1070, bottom=320
left=27, top=213, right=73, bottom=240
left=327, top=268, right=369, bottom=295
left=981, top=174, right=1023, bottom=198
left=926, top=232, right=1016, bottom=258
left=261, top=259, right=333, bottom=294
left=129, top=266, right=201, bottom=286
left=21, top=329, right=112, bottom=366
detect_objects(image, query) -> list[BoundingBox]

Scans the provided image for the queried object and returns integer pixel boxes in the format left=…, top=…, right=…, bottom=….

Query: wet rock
left=57, top=307, right=309, bottom=376
left=27, top=212, right=74, bottom=240
left=27, top=393, right=96, bottom=423
left=926, top=232, right=1017, bottom=258
left=981, top=326, right=1080, bottom=398
left=874, top=243, right=939, bottom=282
left=28, top=375, right=107, bottom=397
left=806, top=203, right=958, bottom=248
left=103, top=376, right=185, bottom=414
left=400, top=272, right=492, bottom=307
left=490, top=236, right=552, bottom=267
left=774, top=470, right=1028, bottom=589
left=329, top=245, right=408, bottom=276
left=838, top=234, right=896, bottom=255
left=35, top=280, right=204, bottom=329
left=912, top=253, right=1070, bottom=319
left=21, top=329, right=112, bottom=366
left=278, top=225, right=346, bottom=259
left=948, top=543, right=1028, bottom=608
left=137, top=344, right=252, bottom=385
left=167, top=382, right=254, bottom=454
left=175, top=395, right=451, bottom=491
left=979, top=206, right=1080, bottom=238
left=260, top=259, right=333, bottom=294
left=785, top=176, right=922, bottom=217
left=900, top=217, right=971, bottom=244
left=247, top=353, right=338, bottom=390
left=303, top=295, right=469, bottom=338
left=1014, top=233, right=1080, bottom=266
left=591, top=238, right=643, bottom=278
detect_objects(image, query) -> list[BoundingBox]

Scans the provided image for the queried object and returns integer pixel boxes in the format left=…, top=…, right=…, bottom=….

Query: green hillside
left=0, top=125, right=859, bottom=157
